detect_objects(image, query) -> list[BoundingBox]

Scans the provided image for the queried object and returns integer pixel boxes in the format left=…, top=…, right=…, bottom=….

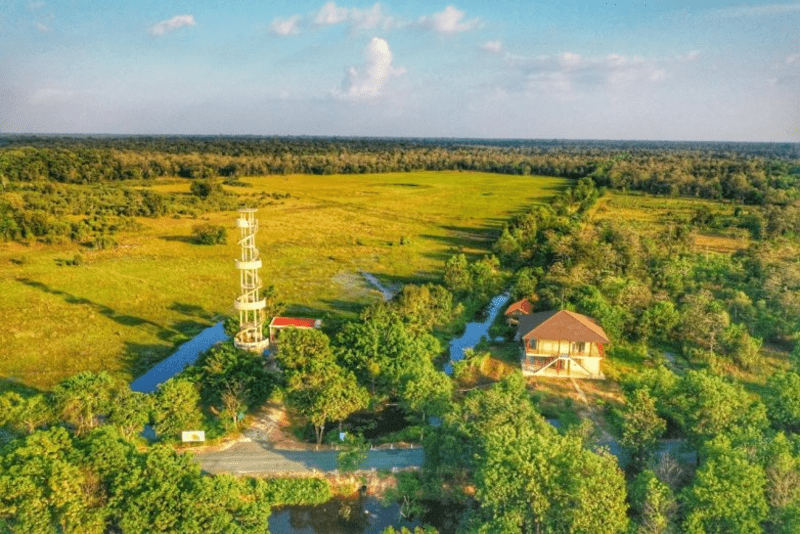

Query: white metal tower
left=233, top=208, right=269, bottom=353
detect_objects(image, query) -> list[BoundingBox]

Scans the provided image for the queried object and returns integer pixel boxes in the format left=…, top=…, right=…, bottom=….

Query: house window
left=575, top=342, right=586, bottom=354
left=529, top=339, right=537, bottom=351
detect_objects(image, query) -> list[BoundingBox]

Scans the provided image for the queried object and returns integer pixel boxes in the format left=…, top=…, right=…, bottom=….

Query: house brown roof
left=504, top=298, right=533, bottom=316
left=517, top=310, right=610, bottom=344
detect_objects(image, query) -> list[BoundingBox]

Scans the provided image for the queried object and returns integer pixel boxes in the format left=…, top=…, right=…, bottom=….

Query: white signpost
left=182, top=430, right=206, bottom=443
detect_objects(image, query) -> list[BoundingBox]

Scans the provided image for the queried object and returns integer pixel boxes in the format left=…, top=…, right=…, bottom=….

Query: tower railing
left=233, top=208, right=269, bottom=353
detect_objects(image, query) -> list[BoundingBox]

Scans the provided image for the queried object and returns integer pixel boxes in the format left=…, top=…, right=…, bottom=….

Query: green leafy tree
left=189, top=179, right=221, bottom=198
left=0, top=427, right=107, bottom=534
left=682, top=437, right=768, bottom=534
left=674, top=370, right=769, bottom=450
left=681, top=290, right=730, bottom=355
left=52, top=371, right=115, bottom=435
left=764, top=371, right=800, bottom=433
left=401, top=368, right=452, bottom=440
left=107, top=386, right=152, bottom=440
left=444, top=253, right=472, bottom=294
left=474, top=424, right=629, bottom=533
left=0, top=392, right=53, bottom=434
left=620, top=388, right=667, bottom=470
left=337, top=318, right=441, bottom=398
left=152, top=377, right=204, bottom=441
left=394, top=283, right=454, bottom=333
left=277, top=329, right=368, bottom=445
left=629, top=469, right=678, bottom=534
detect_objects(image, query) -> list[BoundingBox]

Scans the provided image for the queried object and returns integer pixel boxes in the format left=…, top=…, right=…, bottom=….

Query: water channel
left=445, top=292, right=510, bottom=375
left=128, top=281, right=506, bottom=533
left=129, top=321, right=228, bottom=393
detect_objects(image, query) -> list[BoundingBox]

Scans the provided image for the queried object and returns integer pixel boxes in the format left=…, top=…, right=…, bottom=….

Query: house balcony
left=520, top=352, right=604, bottom=379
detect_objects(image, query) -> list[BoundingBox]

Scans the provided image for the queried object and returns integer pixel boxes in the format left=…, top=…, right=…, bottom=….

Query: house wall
left=575, top=356, right=601, bottom=375
left=524, top=338, right=600, bottom=357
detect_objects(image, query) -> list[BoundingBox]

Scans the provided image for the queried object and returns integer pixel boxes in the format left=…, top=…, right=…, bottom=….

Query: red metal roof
left=518, top=310, right=610, bottom=344
left=269, top=317, right=319, bottom=328
left=504, top=298, right=533, bottom=316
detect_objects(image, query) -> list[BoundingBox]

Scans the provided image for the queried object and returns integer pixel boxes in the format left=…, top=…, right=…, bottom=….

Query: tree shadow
left=159, top=235, right=195, bottom=244
left=17, top=278, right=165, bottom=330
left=168, top=302, right=216, bottom=321
left=15, top=278, right=222, bottom=380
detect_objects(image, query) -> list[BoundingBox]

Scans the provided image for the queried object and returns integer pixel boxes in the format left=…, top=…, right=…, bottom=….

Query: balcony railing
left=521, top=354, right=604, bottom=379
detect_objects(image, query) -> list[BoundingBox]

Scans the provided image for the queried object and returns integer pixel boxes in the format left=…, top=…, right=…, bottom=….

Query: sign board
left=182, top=430, right=206, bottom=442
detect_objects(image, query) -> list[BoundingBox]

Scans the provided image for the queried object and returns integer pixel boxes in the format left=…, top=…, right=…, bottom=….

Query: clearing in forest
left=0, top=171, right=568, bottom=389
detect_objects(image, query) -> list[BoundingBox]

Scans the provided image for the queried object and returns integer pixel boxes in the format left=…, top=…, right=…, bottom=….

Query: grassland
left=592, top=192, right=752, bottom=253
left=0, top=171, right=568, bottom=389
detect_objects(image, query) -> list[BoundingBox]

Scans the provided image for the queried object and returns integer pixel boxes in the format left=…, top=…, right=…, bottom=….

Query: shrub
left=259, top=478, right=332, bottom=505
left=192, top=224, right=227, bottom=245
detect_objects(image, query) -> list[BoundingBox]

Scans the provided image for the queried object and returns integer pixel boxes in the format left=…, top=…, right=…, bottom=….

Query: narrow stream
left=445, top=292, right=510, bottom=375
left=130, top=321, right=228, bottom=393
left=130, top=271, right=391, bottom=393
left=360, top=272, right=397, bottom=301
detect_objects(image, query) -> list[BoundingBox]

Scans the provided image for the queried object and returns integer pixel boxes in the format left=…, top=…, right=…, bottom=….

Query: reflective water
left=445, top=293, right=510, bottom=375
left=269, top=498, right=416, bottom=534
left=269, top=498, right=461, bottom=534
left=130, top=321, right=228, bottom=393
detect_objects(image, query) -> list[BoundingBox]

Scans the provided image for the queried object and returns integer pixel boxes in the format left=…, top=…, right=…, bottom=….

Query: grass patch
left=0, top=171, right=569, bottom=389
left=594, top=192, right=751, bottom=253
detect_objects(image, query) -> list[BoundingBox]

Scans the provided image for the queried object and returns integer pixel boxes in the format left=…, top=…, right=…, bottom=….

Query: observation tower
left=233, top=208, right=269, bottom=353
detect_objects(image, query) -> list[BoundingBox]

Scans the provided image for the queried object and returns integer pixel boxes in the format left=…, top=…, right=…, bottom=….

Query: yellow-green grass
left=0, top=171, right=568, bottom=389
left=593, top=192, right=751, bottom=253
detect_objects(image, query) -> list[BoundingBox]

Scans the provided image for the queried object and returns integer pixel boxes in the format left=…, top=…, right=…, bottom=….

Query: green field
left=0, top=171, right=568, bottom=389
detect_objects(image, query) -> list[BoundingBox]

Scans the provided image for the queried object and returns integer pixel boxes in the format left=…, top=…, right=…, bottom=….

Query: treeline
left=2, top=136, right=799, bottom=246
left=0, top=179, right=289, bottom=245
left=2, top=137, right=798, bottom=200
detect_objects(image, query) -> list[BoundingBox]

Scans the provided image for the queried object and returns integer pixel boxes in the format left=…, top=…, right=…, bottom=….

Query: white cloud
left=315, top=2, right=349, bottom=26
left=269, top=15, right=302, bottom=35
left=509, top=50, right=671, bottom=100
left=272, top=2, right=393, bottom=36
left=34, top=22, right=51, bottom=32
left=148, top=15, right=196, bottom=37
left=28, top=1, right=45, bottom=10
left=418, top=5, right=479, bottom=34
left=339, top=37, right=405, bottom=99
left=348, top=4, right=391, bottom=31
left=787, top=54, right=800, bottom=66
left=559, top=52, right=582, bottom=69
left=481, top=40, right=503, bottom=54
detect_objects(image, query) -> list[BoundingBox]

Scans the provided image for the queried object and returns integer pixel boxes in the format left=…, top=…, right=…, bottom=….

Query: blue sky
left=1, top=1, right=798, bottom=140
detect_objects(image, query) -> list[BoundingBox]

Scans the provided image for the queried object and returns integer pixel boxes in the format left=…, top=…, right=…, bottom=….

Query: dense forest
left=2, top=135, right=799, bottom=246
left=2, top=136, right=800, bottom=533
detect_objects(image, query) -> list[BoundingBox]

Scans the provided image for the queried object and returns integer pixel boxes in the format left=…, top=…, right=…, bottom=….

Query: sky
left=0, top=1, right=798, bottom=141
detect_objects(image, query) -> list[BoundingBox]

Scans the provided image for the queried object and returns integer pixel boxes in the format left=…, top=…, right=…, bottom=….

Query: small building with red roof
left=268, top=317, right=323, bottom=350
left=504, top=298, right=533, bottom=326
left=516, top=309, right=609, bottom=379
